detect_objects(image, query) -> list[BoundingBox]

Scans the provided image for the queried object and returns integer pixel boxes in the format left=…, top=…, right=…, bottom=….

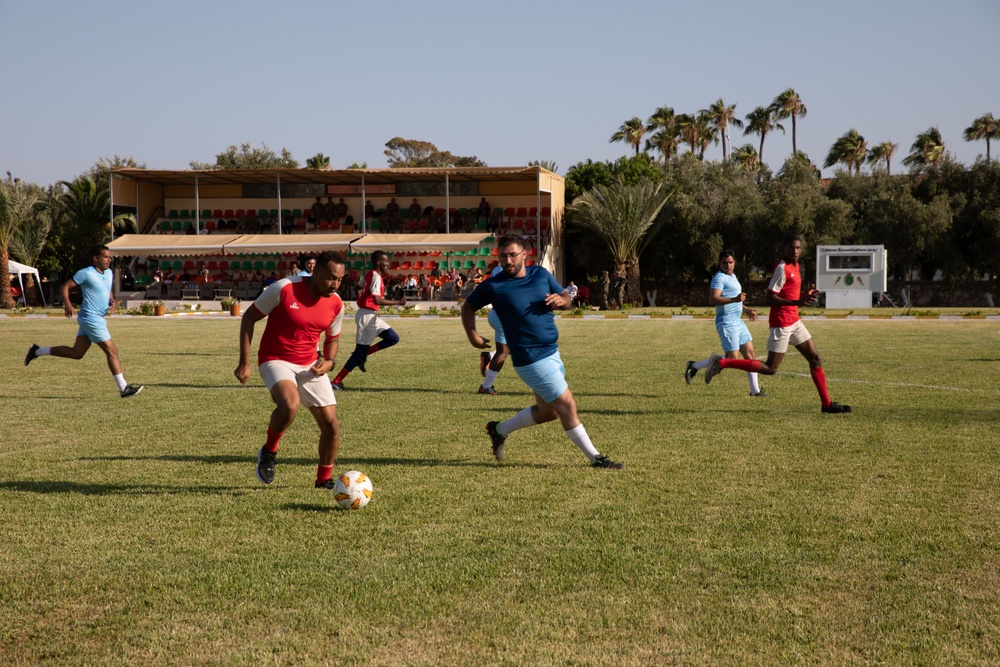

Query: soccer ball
left=333, top=470, right=374, bottom=510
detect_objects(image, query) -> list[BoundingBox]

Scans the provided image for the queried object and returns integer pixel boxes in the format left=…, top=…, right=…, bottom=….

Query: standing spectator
left=234, top=251, right=347, bottom=487
left=334, top=198, right=349, bottom=220
left=704, top=234, right=852, bottom=414
left=478, top=197, right=491, bottom=220
left=408, top=198, right=422, bottom=219
left=599, top=270, right=610, bottom=310
left=613, top=267, right=627, bottom=310
left=24, top=245, right=143, bottom=398
left=566, top=281, right=578, bottom=306
left=365, top=200, right=376, bottom=220
left=330, top=250, right=406, bottom=390
left=462, top=235, right=623, bottom=468
left=322, top=196, right=337, bottom=222
left=309, top=196, right=324, bottom=223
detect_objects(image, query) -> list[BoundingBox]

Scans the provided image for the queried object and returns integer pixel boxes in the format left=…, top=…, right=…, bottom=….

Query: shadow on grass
left=282, top=502, right=339, bottom=513
left=77, top=454, right=546, bottom=468
left=0, top=480, right=247, bottom=496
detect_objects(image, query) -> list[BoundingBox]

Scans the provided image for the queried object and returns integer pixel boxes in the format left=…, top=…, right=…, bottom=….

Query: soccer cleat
left=703, top=353, right=723, bottom=385
left=478, top=385, right=498, bottom=395
left=821, top=402, right=853, bottom=414
left=591, top=455, right=624, bottom=469
left=684, top=360, right=697, bottom=385
left=750, top=391, right=768, bottom=397
left=331, top=381, right=344, bottom=391
left=486, top=421, right=506, bottom=461
left=120, top=384, right=144, bottom=398
left=315, top=478, right=336, bottom=489
left=256, top=447, right=276, bottom=485
left=24, top=344, right=40, bottom=366
left=480, top=351, right=491, bottom=377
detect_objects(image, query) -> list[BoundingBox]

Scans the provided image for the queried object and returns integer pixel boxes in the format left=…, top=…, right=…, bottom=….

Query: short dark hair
left=496, top=234, right=525, bottom=250
left=371, top=250, right=388, bottom=263
left=784, top=233, right=803, bottom=245
left=718, top=249, right=735, bottom=262
left=91, top=244, right=110, bottom=257
left=316, top=251, right=345, bottom=267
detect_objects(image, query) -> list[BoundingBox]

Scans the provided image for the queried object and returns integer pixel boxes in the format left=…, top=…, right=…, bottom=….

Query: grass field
left=1, top=315, right=998, bottom=665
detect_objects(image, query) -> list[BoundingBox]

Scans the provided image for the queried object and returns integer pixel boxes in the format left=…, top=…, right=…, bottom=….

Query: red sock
left=333, top=368, right=349, bottom=383
left=811, top=367, right=832, bottom=407
left=719, top=358, right=761, bottom=373
left=264, top=427, right=283, bottom=453
left=367, top=344, right=381, bottom=355
left=317, top=464, right=334, bottom=485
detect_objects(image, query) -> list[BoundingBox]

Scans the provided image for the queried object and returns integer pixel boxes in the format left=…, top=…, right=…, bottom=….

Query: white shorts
left=259, top=360, right=336, bottom=409
left=355, top=308, right=391, bottom=346
left=767, top=320, right=812, bottom=354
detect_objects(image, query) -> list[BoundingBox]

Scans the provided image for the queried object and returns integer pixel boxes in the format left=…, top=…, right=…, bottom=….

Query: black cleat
left=591, top=455, right=624, bottom=469
left=120, top=384, right=144, bottom=398
left=315, top=478, right=336, bottom=489
left=684, top=360, right=697, bottom=385
left=486, top=421, right=506, bottom=461
left=25, top=344, right=40, bottom=366
left=256, top=447, right=276, bottom=484
left=822, top=402, right=853, bottom=414
left=480, top=351, right=491, bottom=377
left=478, top=385, right=498, bottom=395
left=750, top=391, right=768, bottom=397
left=704, top=353, right=723, bottom=385
left=331, top=381, right=344, bottom=391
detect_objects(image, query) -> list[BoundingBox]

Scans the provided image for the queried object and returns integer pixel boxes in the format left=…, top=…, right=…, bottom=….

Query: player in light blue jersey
left=685, top=249, right=763, bottom=396
left=24, top=245, right=143, bottom=398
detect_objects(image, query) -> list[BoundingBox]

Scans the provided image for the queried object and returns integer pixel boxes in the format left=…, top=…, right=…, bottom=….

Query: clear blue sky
left=2, top=0, right=997, bottom=186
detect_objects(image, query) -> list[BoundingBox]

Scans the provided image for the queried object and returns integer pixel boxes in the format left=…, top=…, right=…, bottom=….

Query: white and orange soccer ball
left=333, top=470, right=374, bottom=510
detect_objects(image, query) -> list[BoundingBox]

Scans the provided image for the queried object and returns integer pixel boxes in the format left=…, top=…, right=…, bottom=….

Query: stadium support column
left=276, top=171, right=282, bottom=235
left=445, top=172, right=450, bottom=234
left=361, top=173, right=366, bottom=234
left=195, top=174, right=200, bottom=234
left=109, top=171, right=115, bottom=241
left=536, top=169, right=541, bottom=254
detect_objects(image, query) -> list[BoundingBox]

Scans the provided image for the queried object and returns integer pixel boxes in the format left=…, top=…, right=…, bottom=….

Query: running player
left=477, top=264, right=509, bottom=395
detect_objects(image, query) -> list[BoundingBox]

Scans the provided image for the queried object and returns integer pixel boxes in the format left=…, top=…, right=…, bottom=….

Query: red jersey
left=356, top=269, right=386, bottom=311
left=251, top=277, right=344, bottom=365
left=766, top=259, right=802, bottom=328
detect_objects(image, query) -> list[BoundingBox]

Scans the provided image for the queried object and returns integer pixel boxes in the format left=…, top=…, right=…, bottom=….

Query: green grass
left=1, top=317, right=998, bottom=665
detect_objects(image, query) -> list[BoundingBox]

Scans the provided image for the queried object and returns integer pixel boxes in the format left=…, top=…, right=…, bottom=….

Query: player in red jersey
left=704, top=234, right=852, bottom=413
left=234, top=251, right=349, bottom=487
left=330, top=250, right=406, bottom=390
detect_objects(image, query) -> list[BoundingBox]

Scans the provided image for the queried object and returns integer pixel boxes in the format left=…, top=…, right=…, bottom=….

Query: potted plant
left=220, top=297, right=240, bottom=316
left=141, top=299, right=166, bottom=316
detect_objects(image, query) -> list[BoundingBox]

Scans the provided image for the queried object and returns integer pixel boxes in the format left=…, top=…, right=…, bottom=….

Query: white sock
left=489, top=350, right=496, bottom=361
left=565, top=424, right=600, bottom=462
left=113, top=373, right=128, bottom=392
left=693, top=358, right=711, bottom=370
left=483, top=368, right=500, bottom=389
left=498, top=407, right=536, bottom=437
left=748, top=372, right=761, bottom=395
left=38, top=347, right=52, bottom=356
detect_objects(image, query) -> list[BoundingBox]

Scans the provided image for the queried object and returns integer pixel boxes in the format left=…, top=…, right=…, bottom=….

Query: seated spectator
left=409, top=198, right=421, bottom=219
left=577, top=284, right=590, bottom=307
left=152, top=269, right=163, bottom=283
left=196, top=267, right=210, bottom=285
left=263, top=272, right=279, bottom=287
left=418, top=274, right=431, bottom=300
left=403, top=274, right=418, bottom=290
left=566, top=281, right=579, bottom=305
left=472, top=267, right=485, bottom=283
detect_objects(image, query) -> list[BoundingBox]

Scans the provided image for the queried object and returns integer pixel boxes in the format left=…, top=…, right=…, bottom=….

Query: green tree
left=743, top=106, right=784, bottom=164
left=902, top=127, right=945, bottom=172
left=963, top=112, right=998, bottom=162
left=770, top=88, right=808, bottom=156
left=567, top=177, right=672, bottom=305
left=676, top=114, right=701, bottom=156
left=528, top=160, right=559, bottom=173
left=190, top=142, right=299, bottom=169
left=609, top=117, right=647, bottom=156
left=8, top=184, right=53, bottom=305
left=306, top=153, right=331, bottom=169
left=383, top=137, right=486, bottom=167
left=866, top=141, right=898, bottom=175
left=0, top=176, right=44, bottom=308
left=702, top=98, right=744, bottom=161
left=824, top=129, right=868, bottom=175
left=644, top=106, right=680, bottom=161
left=731, top=144, right=761, bottom=173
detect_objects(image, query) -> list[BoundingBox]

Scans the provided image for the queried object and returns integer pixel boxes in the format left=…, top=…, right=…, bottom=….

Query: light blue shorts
left=487, top=308, right=506, bottom=345
left=716, top=319, right=751, bottom=353
left=513, top=351, right=569, bottom=403
left=78, top=316, right=111, bottom=343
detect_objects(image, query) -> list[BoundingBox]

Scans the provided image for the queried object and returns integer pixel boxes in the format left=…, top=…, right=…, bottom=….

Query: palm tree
left=866, top=141, right=898, bottom=175
left=770, top=88, right=808, bottom=156
left=676, top=114, right=700, bottom=155
left=0, top=178, right=43, bottom=309
left=694, top=112, right=719, bottom=160
left=609, top=117, right=646, bottom=156
left=305, top=153, right=331, bottom=169
left=824, top=129, right=868, bottom=175
left=963, top=112, right=998, bottom=162
left=902, top=127, right=945, bottom=171
left=567, top=178, right=672, bottom=306
left=701, top=98, right=744, bottom=160
left=645, top=106, right=679, bottom=161
left=743, top=106, right=785, bottom=164
left=731, top=144, right=761, bottom=173
left=529, top=160, right=559, bottom=173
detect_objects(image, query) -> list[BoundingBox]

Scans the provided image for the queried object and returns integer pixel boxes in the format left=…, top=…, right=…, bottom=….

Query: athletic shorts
left=355, top=308, right=392, bottom=346
left=259, top=360, right=336, bottom=409
left=77, top=317, right=111, bottom=343
left=716, top=319, right=751, bottom=353
left=487, top=308, right=506, bottom=345
left=767, top=320, right=812, bottom=354
left=513, top=351, right=569, bottom=403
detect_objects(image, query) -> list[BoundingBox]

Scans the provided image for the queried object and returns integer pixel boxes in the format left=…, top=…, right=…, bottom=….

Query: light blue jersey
left=72, top=266, right=113, bottom=323
left=710, top=271, right=744, bottom=325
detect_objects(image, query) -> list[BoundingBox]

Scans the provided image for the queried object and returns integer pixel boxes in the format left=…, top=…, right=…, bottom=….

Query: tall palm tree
left=770, top=88, right=808, bottom=156
left=743, top=106, right=784, bottom=164
left=824, top=129, right=868, bottom=175
left=701, top=98, right=744, bottom=160
left=567, top=178, right=672, bottom=306
left=867, top=141, right=898, bottom=175
left=0, top=178, right=43, bottom=309
left=609, top=117, right=647, bottom=156
left=645, top=106, right=679, bottom=161
left=963, top=112, right=998, bottom=162
left=731, top=144, right=761, bottom=173
left=695, top=112, right=719, bottom=160
left=902, top=127, right=945, bottom=171
left=305, top=153, right=331, bottom=169
left=676, top=113, right=700, bottom=155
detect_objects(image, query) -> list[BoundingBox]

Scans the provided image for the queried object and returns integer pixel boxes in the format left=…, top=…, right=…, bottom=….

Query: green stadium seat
left=242, top=261, right=252, bottom=270
left=253, top=261, right=264, bottom=271
left=168, top=209, right=179, bottom=218
left=159, top=219, right=171, bottom=232
left=265, top=261, right=276, bottom=271
left=202, top=209, right=212, bottom=219
left=171, top=220, right=182, bottom=232
left=292, top=209, right=301, bottom=218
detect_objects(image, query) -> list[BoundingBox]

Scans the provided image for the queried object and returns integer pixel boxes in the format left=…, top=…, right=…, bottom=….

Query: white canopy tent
left=8, top=259, right=47, bottom=306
